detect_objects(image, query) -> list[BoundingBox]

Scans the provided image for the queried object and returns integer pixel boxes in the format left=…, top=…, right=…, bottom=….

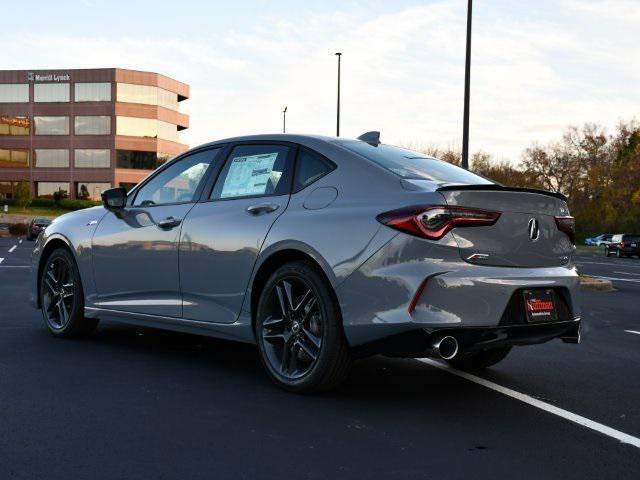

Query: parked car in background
left=27, top=218, right=52, bottom=241
left=585, top=233, right=613, bottom=246
left=605, top=234, right=640, bottom=258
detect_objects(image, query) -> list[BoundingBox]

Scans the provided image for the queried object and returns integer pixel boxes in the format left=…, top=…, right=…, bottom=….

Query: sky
left=3, top=0, right=639, bottom=163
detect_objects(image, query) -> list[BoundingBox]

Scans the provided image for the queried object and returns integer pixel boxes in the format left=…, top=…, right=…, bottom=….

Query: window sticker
left=220, top=152, right=279, bottom=198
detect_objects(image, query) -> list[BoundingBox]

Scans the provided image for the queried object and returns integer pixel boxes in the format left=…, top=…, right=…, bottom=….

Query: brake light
left=377, top=205, right=501, bottom=240
left=554, top=216, right=575, bottom=244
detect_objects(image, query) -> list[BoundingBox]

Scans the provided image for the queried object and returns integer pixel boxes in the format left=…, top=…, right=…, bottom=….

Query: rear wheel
left=446, top=347, right=512, bottom=370
left=40, top=247, right=98, bottom=338
left=616, top=250, right=623, bottom=258
left=255, top=261, right=351, bottom=392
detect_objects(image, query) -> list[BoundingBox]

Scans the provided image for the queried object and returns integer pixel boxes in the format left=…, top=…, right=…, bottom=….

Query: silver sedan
left=31, top=132, right=581, bottom=392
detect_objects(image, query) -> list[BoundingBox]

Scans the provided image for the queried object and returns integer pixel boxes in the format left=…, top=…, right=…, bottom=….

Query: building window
left=0, top=84, right=29, bottom=103
left=0, top=116, right=30, bottom=135
left=75, top=149, right=111, bottom=168
left=76, top=182, right=110, bottom=200
left=34, top=149, right=69, bottom=168
left=35, top=116, right=69, bottom=135
left=116, top=116, right=178, bottom=142
left=116, top=150, right=171, bottom=170
left=75, top=116, right=111, bottom=135
left=116, top=83, right=179, bottom=110
left=36, top=182, right=70, bottom=198
left=0, top=148, right=29, bottom=168
left=0, top=181, right=19, bottom=199
left=75, top=82, right=111, bottom=102
left=34, top=83, right=70, bottom=102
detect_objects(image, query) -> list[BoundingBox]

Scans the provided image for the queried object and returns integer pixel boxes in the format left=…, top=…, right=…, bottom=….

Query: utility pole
left=335, top=52, right=342, bottom=136
left=461, top=0, right=472, bottom=169
left=282, top=106, right=287, bottom=133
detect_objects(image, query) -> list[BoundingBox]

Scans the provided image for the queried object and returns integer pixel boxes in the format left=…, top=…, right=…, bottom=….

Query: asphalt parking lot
left=1, top=238, right=639, bottom=479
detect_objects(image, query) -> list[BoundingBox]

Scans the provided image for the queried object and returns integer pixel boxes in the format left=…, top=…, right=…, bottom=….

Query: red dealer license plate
left=523, top=289, right=558, bottom=323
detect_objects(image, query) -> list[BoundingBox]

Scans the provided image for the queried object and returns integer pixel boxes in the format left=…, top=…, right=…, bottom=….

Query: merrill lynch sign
left=26, top=72, right=71, bottom=82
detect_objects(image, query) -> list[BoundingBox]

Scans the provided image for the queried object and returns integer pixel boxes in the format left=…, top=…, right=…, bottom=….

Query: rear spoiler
left=436, top=184, right=567, bottom=202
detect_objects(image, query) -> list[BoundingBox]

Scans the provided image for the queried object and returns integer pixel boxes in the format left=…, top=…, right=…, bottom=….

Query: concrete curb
left=580, top=275, right=614, bottom=292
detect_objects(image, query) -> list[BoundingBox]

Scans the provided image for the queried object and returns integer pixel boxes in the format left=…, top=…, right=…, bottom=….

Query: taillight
left=554, top=216, right=575, bottom=244
left=377, top=205, right=501, bottom=240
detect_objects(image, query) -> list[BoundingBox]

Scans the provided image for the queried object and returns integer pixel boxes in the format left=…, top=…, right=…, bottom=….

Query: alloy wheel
left=260, top=277, right=323, bottom=380
left=42, top=256, right=75, bottom=330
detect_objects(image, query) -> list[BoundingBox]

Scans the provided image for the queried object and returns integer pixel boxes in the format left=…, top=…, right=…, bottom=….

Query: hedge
left=0, top=197, right=100, bottom=211
left=59, top=199, right=101, bottom=211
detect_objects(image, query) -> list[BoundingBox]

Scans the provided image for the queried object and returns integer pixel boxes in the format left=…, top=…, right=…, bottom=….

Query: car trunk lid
left=437, top=186, right=574, bottom=267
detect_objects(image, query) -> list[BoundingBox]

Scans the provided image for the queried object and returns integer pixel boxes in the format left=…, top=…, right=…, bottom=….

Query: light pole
left=335, top=52, right=342, bottom=137
left=461, top=0, right=472, bottom=169
left=282, top=106, right=287, bottom=133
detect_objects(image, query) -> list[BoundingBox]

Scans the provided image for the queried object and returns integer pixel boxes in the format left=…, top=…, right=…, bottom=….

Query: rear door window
left=211, top=144, right=292, bottom=200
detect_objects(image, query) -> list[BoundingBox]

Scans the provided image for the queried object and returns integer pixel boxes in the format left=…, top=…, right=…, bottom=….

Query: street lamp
left=461, top=0, right=472, bottom=169
left=335, top=52, right=342, bottom=137
left=282, top=106, right=287, bottom=133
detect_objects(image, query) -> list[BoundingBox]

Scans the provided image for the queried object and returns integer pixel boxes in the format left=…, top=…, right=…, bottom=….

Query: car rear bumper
left=352, top=318, right=581, bottom=357
left=337, top=233, right=581, bottom=347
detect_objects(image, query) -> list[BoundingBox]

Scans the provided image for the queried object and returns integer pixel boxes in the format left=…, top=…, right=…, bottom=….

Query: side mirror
left=101, top=187, right=127, bottom=210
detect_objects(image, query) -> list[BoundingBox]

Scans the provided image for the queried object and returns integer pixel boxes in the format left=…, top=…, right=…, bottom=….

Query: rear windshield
left=624, top=235, right=640, bottom=242
left=338, top=141, right=493, bottom=185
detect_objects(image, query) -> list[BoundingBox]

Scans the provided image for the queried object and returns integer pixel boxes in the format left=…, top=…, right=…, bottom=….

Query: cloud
left=3, top=0, right=637, bottom=163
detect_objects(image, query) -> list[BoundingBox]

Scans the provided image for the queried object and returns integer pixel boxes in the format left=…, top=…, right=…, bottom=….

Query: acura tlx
left=31, top=131, right=580, bottom=392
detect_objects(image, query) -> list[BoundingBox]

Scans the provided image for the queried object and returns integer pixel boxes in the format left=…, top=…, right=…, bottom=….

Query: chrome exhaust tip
left=561, top=323, right=581, bottom=344
left=433, top=335, right=459, bottom=360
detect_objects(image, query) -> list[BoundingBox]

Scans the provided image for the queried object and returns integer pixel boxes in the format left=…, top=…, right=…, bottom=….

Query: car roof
left=197, top=133, right=342, bottom=149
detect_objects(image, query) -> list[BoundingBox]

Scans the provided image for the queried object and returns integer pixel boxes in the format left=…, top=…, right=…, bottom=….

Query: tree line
left=415, top=120, right=640, bottom=240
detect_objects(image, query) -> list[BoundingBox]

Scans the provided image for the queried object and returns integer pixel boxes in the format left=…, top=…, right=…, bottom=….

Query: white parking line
left=0, top=258, right=3, bottom=265
left=419, top=358, right=640, bottom=449
left=592, top=275, right=640, bottom=284
left=8, top=245, right=16, bottom=253
left=625, top=330, right=640, bottom=336
left=19, top=239, right=22, bottom=244
left=0, top=265, right=29, bottom=268
left=613, top=271, right=640, bottom=276
left=576, top=261, right=640, bottom=268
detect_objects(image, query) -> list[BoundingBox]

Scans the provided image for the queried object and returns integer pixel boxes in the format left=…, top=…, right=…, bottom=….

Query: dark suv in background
left=26, top=217, right=52, bottom=241
left=605, top=234, right=640, bottom=258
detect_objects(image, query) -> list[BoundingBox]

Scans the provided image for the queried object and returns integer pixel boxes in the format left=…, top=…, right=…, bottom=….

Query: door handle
left=246, top=203, right=280, bottom=216
left=157, top=216, right=182, bottom=229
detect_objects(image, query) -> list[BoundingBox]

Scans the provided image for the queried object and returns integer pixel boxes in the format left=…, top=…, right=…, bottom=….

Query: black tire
left=605, top=249, right=611, bottom=257
left=255, top=261, right=351, bottom=393
left=446, top=347, right=512, bottom=370
left=40, top=247, right=98, bottom=338
left=616, top=250, right=622, bottom=258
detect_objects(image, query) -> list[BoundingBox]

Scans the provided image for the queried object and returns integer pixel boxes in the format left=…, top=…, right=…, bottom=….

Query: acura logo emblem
left=528, top=218, right=540, bottom=241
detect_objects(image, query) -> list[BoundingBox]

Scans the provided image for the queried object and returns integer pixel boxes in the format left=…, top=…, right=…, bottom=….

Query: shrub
left=52, top=188, right=68, bottom=206
left=9, top=223, right=28, bottom=236
left=15, top=179, right=31, bottom=210
left=59, top=198, right=101, bottom=211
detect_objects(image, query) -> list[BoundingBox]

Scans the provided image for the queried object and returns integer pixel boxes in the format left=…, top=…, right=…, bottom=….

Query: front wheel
left=255, top=261, right=351, bottom=392
left=446, top=347, right=512, bottom=370
left=40, top=247, right=98, bottom=338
